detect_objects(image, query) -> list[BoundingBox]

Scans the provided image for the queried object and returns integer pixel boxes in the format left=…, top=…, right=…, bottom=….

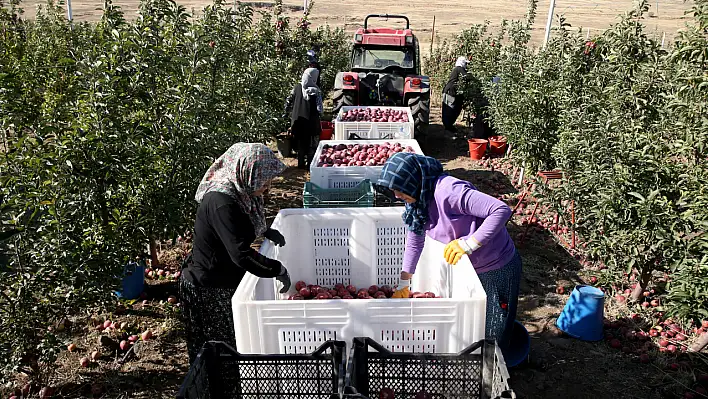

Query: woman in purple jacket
left=376, top=152, right=522, bottom=350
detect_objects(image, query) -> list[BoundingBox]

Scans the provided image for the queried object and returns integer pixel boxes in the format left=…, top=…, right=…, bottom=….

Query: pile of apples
left=145, top=267, right=180, bottom=281
left=317, top=142, right=416, bottom=167
left=287, top=281, right=438, bottom=300
left=338, top=107, right=409, bottom=123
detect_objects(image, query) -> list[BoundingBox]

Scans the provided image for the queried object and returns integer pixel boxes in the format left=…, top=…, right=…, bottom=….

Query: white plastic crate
left=334, top=106, right=415, bottom=140
left=232, top=208, right=487, bottom=356
left=309, top=139, right=424, bottom=189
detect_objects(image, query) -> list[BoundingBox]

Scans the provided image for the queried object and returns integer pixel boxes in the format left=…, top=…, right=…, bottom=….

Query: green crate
left=303, top=179, right=374, bottom=208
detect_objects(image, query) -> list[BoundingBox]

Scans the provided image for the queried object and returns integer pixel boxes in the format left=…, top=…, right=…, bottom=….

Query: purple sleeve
left=447, top=180, right=512, bottom=245
left=402, top=230, right=425, bottom=274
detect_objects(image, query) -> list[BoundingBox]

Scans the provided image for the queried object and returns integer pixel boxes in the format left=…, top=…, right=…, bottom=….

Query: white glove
left=397, top=277, right=411, bottom=290
left=458, top=237, right=482, bottom=254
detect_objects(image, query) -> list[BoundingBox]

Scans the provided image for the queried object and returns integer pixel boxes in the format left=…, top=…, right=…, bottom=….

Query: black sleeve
left=284, top=85, right=296, bottom=116
left=212, top=203, right=283, bottom=278
left=449, top=67, right=462, bottom=92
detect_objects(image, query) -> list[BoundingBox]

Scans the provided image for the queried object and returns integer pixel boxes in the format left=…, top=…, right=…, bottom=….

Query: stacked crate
left=303, top=106, right=421, bottom=208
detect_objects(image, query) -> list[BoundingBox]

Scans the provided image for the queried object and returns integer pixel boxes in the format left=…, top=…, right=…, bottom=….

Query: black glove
left=276, top=265, right=291, bottom=293
left=264, top=228, right=286, bottom=247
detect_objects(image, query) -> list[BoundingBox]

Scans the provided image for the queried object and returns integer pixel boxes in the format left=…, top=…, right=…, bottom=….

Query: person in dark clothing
left=179, top=143, right=292, bottom=364
left=284, top=67, right=323, bottom=169
left=307, top=49, right=322, bottom=87
left=441, top=56, right=469, bottom=133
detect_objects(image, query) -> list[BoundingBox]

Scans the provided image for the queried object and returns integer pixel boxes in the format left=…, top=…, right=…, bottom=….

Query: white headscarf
left=301, top=67, right=320, bottom=99
left=455, top=56, right=469, bottom=70
left=194, top=143, right=286, bottom=236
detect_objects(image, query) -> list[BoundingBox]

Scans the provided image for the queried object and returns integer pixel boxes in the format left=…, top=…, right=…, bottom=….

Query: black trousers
left=179, top=276, right=238, bottom=365
left=442, top=98, right=464, bottom=131
left=292, top=118, right=317, bottom=169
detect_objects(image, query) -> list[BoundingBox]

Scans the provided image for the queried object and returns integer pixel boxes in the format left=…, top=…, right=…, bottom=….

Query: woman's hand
left=264, top=228, right=286, bottom=246
left=392, top=271, right=413, bottom=298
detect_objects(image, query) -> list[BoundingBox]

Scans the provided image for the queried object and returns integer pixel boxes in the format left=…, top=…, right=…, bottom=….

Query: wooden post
left=661, top=32, right=666, bottom=48
left=570, top=200, right=576, bottom=249
left=517, top=162, right=526, bottom=187
left=430, top=15, right=436, bottom=55
left=586, top=27, right=590, bottom=39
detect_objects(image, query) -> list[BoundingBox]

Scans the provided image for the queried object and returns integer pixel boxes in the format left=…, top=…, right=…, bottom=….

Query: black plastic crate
left=346, top=337, right=515, bottom=399
left=177, top=340, right=347, bottom=399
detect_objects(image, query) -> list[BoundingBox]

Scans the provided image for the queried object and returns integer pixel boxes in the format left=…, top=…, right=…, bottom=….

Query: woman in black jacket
left=179, top=143, right=292, bottom=363
left=284, top=67, right=323, bottom=169
left=441, top=56, right=469, bottom=132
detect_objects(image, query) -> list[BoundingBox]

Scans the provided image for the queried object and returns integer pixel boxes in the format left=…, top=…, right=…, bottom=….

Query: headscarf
left=307, top=49, right=317, bottom=64
left=301, top=67, right=323, bottom=114
left=455, top=56, right=469, bottom=71
left=194, top=143, right=286, bottom=236
left=377, top=153, right=446, bottom=235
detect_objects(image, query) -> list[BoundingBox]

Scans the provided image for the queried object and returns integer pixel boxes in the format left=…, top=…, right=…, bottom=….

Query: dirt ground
left=6, top=109, right=703, bottom=399
left=17, top=0, right=693, bottom=52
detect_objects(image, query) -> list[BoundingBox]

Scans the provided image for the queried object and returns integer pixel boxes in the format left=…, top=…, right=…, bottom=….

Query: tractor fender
left=334, top=71, right=359, bottom=91
left=403, top=75, right=430, bottom=95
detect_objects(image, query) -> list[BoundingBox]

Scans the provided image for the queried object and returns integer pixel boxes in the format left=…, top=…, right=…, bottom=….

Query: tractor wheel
left=408, top=92, right=430, bottom=140
left=331, top=88, right=356, bottom=116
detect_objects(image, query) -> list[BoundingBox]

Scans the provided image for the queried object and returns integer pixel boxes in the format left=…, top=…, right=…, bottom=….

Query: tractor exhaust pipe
left=364, top=14, right=410, bottom=30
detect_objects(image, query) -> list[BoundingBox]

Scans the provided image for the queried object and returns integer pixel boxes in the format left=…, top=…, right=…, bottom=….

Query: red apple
left=79, top=357, right=90, bottom=368
left=67, top=343, right=77, bottom=352
left=141, top=330, right=152, bottom=341
left=414, top=391, right=432, bottom=399
left=39, top=387, right=53, bottom=399
left=380, top=388, right=395, bottom=399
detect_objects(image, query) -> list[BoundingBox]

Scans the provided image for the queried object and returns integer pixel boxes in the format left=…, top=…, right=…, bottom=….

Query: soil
left=17, top=0, right=693, bottom=54
left=4, top=109, right=705, bottom=399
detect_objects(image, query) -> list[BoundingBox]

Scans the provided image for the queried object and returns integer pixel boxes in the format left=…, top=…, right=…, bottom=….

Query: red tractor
left=331, top=14, right=430, bottom=139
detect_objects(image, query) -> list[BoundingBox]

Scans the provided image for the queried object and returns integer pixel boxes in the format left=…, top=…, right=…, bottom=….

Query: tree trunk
left=149, top=239, right=159, bottom=269
left=690, top=332, right=708, bottom=353
left=630, top=266, right=651, bottom=302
